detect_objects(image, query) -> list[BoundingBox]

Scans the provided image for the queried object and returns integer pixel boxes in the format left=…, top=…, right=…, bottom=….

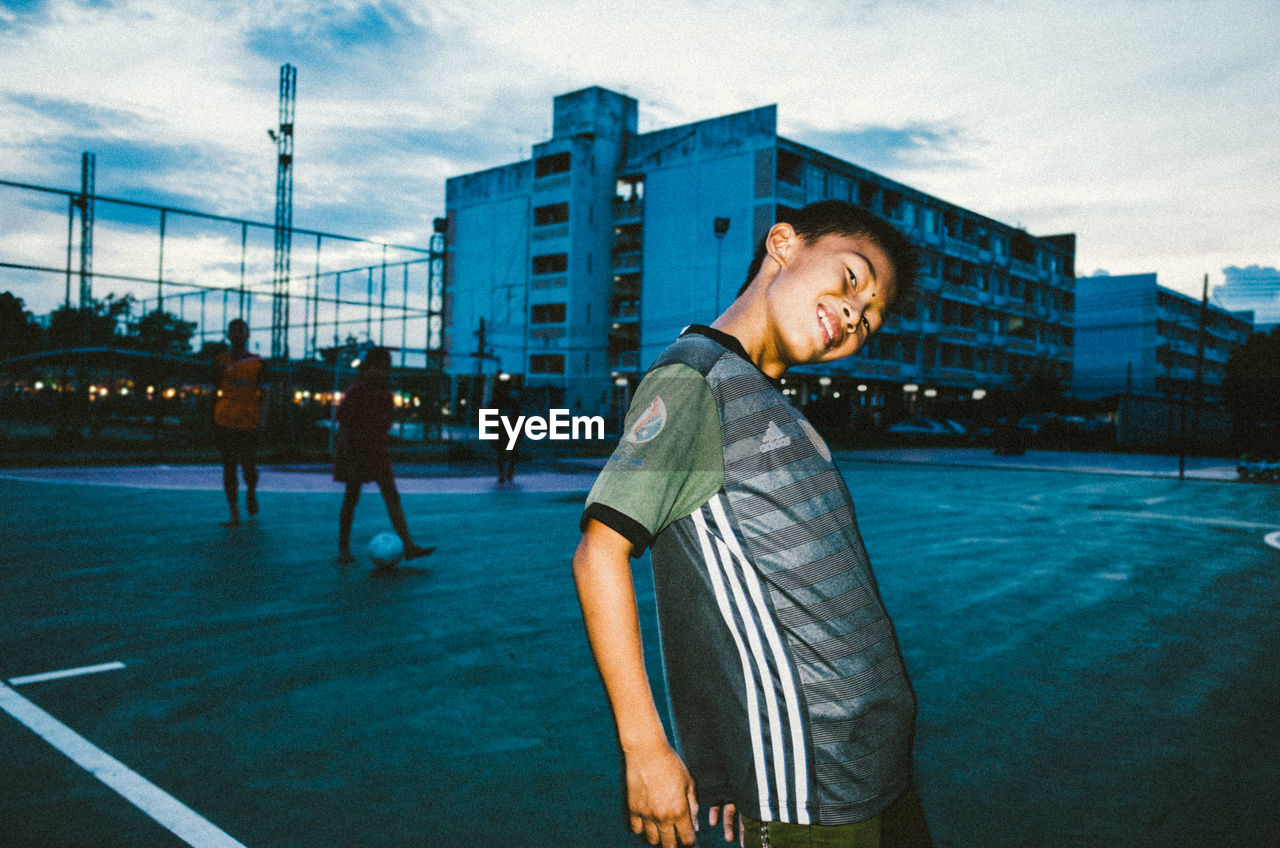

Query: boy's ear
left=764, top=222, right=797, bottom=268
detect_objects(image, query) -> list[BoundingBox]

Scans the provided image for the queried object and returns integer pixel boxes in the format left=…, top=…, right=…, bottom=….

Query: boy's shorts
left=214, top=425, right=259, bottom=461
left=740, top=782, right=931, bottom=848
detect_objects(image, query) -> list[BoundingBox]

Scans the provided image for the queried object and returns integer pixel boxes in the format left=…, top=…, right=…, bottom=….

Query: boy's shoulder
left=652, top=326, right=748, bottom=377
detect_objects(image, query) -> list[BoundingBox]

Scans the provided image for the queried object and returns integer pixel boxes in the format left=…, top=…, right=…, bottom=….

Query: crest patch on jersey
left=799, top=419, right=832, bottom=462
left=626, top=396, right=667, bottom=444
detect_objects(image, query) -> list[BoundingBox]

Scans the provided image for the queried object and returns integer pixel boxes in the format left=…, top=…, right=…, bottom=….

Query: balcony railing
left=614, top=199, right=644, bottom=221
left=612, top=251, right=642, bottom=271
left=611, top=300, right=640, bottom=320
left=609, top=351, right=640, bottom=370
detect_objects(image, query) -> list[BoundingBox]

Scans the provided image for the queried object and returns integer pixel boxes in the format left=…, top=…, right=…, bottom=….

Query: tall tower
left=270, top=63, right=296, bottom=360
left=76, top=151, right=95, bottom=309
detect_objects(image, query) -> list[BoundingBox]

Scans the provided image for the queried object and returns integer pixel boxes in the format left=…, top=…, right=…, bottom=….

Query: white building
left=445, top=87, right=1077, bottom=425
left=1073, top=273, right=1253, bottom=403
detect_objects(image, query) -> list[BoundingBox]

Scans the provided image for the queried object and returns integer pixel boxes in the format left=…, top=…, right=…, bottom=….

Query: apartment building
left=1073, top=273, right=1253, bottom=403
left=444, top=87, right=1076, bottom=424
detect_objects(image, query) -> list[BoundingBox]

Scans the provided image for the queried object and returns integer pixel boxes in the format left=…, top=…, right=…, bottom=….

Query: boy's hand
left=708, top=803, right=741, bottom=844
left=624, top=741, right=699, bottom=847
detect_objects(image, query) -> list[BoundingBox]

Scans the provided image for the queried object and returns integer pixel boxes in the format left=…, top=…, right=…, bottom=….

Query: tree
left=130, top=308, right=195, bottom=355
left=1222, top=327, right=1280, bottom=451
left=0, top=292, right=44, bottom=360
left=45, top=294, right=134, bottom=349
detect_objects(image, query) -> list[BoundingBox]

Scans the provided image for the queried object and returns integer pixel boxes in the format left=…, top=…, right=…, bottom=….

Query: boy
left=212, top=318, right=268, bottom=526
left=573, top=201, right=931, bottom=848
left=333, top=346, right=435, bottom=565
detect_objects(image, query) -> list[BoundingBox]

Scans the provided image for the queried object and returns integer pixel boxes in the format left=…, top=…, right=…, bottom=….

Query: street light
left=713, top=216, right=731, bottom=311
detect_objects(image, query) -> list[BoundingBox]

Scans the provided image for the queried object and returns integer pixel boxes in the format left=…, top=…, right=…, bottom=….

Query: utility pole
left=1192, top=273, right=1208, bottom=437
left=75, top=152, right=95, bottom=312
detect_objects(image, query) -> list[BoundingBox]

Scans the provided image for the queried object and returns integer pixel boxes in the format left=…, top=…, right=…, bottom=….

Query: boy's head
left=738, top=200, right=919, bottom=308
left=227, top=318, right=249, bottom=347
left=730, top=201, right=920, bottom=377
left=359, top=346, right=392, bottom=377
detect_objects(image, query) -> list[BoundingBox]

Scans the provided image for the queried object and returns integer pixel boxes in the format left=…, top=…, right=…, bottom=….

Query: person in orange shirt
left=212, top=319, right=269, bottom=526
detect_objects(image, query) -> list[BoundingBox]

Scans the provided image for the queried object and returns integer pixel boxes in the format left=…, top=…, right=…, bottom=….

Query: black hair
left=736, top=200, right=920, bottom=309
left=359, top=346, right=392, bottom=372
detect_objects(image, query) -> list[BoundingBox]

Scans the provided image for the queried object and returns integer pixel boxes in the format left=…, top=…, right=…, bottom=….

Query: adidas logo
left=760, top=420, right=792, bottom=452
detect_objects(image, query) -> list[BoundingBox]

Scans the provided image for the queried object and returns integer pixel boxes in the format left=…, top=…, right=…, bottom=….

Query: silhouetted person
left=212, top=319, right=268, bottom=526
left=334, top=347, right=434, bottom=565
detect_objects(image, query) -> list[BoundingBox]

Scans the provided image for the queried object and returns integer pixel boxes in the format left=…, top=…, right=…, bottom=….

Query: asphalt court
left=2, top=458, right=1279, bottom=847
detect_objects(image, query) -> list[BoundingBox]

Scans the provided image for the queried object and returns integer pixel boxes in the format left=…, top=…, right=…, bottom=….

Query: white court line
left=1090, top=509, right=1280, bottom=532
left=9, top=661, right=127, bottom=686
left=0, top=682, right=248, bottom=848
left=1265, top=531, right=1280, bottom=551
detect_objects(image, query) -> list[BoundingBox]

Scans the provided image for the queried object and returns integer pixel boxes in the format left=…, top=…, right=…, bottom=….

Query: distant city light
left=857, top=384, right=868, bottom=392
left=903, top=383, right=919, bottom=393
left=972, top=389, right=988, bottom=400
left=924, top=388, right=938, bottom=398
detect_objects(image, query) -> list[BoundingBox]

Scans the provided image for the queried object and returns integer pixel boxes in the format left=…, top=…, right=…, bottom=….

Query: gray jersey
left=583, top=326, right=917, bottom=826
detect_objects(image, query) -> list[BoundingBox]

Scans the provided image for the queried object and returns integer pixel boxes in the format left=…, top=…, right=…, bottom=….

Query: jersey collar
left=679, top=324, right=752, bottom=363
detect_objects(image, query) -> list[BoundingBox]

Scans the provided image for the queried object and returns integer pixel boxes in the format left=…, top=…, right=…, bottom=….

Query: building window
left=777, top=150, right=803, bottom=186
left=530, top=354, right=565, bottom=374
left=534, top=202, right=569, bottom=226
left=535, top=152, right=571, bottom=177
left=532, top=253, right=568, bottom=275
left=531, top=303, right=567, bottom=324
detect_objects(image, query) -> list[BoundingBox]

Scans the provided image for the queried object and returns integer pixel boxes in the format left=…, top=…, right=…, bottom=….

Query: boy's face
left=757, top=230, right=901, bottom=374
left=364, top=363, right=391, bottom=386
left=761, top=231, right=896, bottom=374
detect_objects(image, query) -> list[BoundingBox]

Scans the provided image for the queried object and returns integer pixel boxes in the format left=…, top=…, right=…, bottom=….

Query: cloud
left=1, top=0, right=1278, bottom=319
left=0, top=0, right=50, bottom=33
left=791, top=123, right=971, bottom=174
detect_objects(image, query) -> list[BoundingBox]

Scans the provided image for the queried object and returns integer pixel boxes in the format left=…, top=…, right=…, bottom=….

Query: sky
left=1, top=0, right=1278, bottom=324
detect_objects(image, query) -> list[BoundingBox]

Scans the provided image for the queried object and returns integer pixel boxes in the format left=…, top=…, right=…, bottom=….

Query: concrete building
left=1073, top=272, right=1252, bottom=404
left=444, top=87, right=1077, bottom=426
left=1212, top=265, right=1280, bottom=333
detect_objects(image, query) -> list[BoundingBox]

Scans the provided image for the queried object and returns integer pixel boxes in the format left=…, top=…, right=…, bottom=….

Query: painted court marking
left=8, top=660, right=127, bottom=686
left=1090, top=509, right=1280, bottom=532
left=1, top=663, right=248, bottom=848
left=1265, top=531, right=1280, bottom=551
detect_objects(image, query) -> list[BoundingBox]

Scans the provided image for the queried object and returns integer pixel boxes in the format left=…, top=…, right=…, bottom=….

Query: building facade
left=1072, top=273, right=1253, bottom=403
left=444, top=87, right=1077, bottom=425
left=1212, top=265, right=1279, bottom=333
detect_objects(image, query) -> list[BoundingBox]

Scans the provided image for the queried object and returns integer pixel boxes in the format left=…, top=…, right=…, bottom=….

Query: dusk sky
left=2, top=0, right=1277, bottom=319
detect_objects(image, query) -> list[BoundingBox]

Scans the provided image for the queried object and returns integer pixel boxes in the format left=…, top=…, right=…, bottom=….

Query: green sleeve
left=581, top=363, right=724, bottom=554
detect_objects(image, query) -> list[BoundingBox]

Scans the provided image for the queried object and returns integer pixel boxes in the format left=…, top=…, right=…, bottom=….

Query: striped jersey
left=582, top=326, right=917, bottom=826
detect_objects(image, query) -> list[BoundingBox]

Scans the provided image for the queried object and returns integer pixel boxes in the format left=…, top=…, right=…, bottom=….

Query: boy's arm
left=256, top=363, right=271, bottom=429
left=573, top=519, right=699, bottom=848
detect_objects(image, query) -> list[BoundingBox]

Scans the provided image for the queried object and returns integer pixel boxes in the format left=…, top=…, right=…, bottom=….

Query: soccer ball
left=367, top=532, right=404, bottom=568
